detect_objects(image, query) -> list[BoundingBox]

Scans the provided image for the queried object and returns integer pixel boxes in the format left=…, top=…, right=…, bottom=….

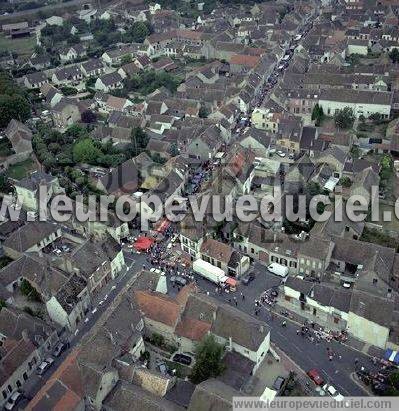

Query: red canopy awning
left=134, top=236, right=155, bottom=252
left=155, top=218, right=171, bottom=233
left=225, top=277, right=237, bottom=287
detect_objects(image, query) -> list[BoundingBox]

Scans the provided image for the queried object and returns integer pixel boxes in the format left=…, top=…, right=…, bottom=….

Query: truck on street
left=193, top=259, right=228, bottom=285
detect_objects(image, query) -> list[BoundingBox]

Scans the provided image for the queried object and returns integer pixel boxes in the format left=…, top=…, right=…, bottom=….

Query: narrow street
left=18, top=250, right=147, bottom=408
left=169, top=261, right=374, bottom=397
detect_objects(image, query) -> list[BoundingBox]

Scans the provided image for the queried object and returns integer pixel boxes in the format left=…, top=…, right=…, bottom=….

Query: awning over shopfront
left=134, top=236, right=155, bottom=252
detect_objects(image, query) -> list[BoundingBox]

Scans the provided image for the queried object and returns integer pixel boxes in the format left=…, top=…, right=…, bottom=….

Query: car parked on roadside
left=36, top=360, right=51, bottom=375
left=307, top=369, right=324, bottom=386
left=322, top=384, right=344, bottom=401
left=272, top=376, right=286, bottom=392
left=4, top=392, right=23, bottom=410
left=53, top=341, right=67, bottom=357
left=170, top=276, right=187, bottom=287
left=241, top=271, right=255, bottom=285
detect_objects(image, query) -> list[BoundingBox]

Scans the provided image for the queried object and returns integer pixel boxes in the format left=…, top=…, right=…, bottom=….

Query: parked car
left=322, top=384, right=344, bottom=401
left=158, top=363, right=168, bottom=375
left=4, top=392, right=23, bottom=410
left=277, top=150, right=286, bottom=158
left=241, top=272, right=255, bottom=285
left=307, top=369, right=324, bottom=386
left=170, top=276, right=187, bottom=287
left=272, top=376, right=286, bottom=391
left=53, top=342, right=67, bottom=357
left=36, top=360, right=51, bottom=375
left=173, top=353, right=192, bottom=366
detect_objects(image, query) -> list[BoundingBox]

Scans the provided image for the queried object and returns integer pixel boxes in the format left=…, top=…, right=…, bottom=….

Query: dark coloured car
left=272, top=376, right=286, bottom=391
left=170, top=276, right=187, bottom=287
left=241, top=272, right=255, bottom=285
left=53, top=341, right=67, bottom=357
left=173, top=353, right=192, bottom=366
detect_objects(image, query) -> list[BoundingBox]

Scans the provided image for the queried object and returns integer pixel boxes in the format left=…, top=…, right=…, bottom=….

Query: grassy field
left=8, top=158, right=37, bottom=180
left=0, top=34, right=35, bottom=56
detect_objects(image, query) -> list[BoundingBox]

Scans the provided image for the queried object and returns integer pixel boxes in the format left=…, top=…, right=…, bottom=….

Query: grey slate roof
left=3, top=221, right=59, bottom=253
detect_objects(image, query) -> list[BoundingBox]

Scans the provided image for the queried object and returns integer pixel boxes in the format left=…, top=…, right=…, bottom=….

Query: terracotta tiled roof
left=134, top=290, right=180, bottom=327
left=26, top=349, right=83, bottom=411
left=175, top=283, right=197, bottom=307
left=230, top=54, right=260, bottom=68
left=175, top=317, right=211, bottom=341
left=200, top=239, right=233, bottom=265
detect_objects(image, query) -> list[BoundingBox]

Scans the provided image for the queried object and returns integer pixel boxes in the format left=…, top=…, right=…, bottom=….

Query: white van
left=267, top=263, right=289, bottom=278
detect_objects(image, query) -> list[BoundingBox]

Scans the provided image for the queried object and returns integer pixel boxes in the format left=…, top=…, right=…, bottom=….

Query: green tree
left=306, top=181, right=322, bottom=197
left=199, top=105, right=209, bottom=118
left=73, top=138, right=101, bottom=163
left=124, top=70, right=181, bottom=95
left=121, top=54, right=133, bottom=65
left=369, top=112, right=383, bottom=124
left=334, top=107, right=355, bottom=130
left=389, top=48, right=399, bottom=64
left=129, top=127, right=149, bottom=155
left=126, top=21, right=151, bottom=43
left=0, top=94, right=31, bottom=128
left=388, top=372, right=399, bottom=390
left=20, top=279, right=41, bottom=302
left=67, top=124, right=88, bottom=139
left=0, top=172, right=11, bottom=193
left=339, top=176, right=352, bottom=188
left=190, top=335, right=225, bottom=384
left=0, top=299, right=6, bottom=311
left=169, top=142, right=179, bottom=157
left=311, top=104, right=324, bottom=126
left=85, top=77, right=96, bottom=89
left=151, top=333, right=165, bottom=348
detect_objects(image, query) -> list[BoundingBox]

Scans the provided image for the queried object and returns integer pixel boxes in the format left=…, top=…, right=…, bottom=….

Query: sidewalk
left=272, top=344, right=316, bottom=396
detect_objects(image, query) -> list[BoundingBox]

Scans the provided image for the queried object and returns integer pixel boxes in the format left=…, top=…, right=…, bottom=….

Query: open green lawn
left=0, top=34, right=35, bottom=56
left=8, top=158, right=37, bottom=180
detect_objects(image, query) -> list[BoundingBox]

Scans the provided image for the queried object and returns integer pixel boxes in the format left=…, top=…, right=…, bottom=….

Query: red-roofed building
left=26, top=349, right=84, bottom=411
left=175, top=317, right=212, bottom=342
left=230, top=54, right=260, bottom=73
